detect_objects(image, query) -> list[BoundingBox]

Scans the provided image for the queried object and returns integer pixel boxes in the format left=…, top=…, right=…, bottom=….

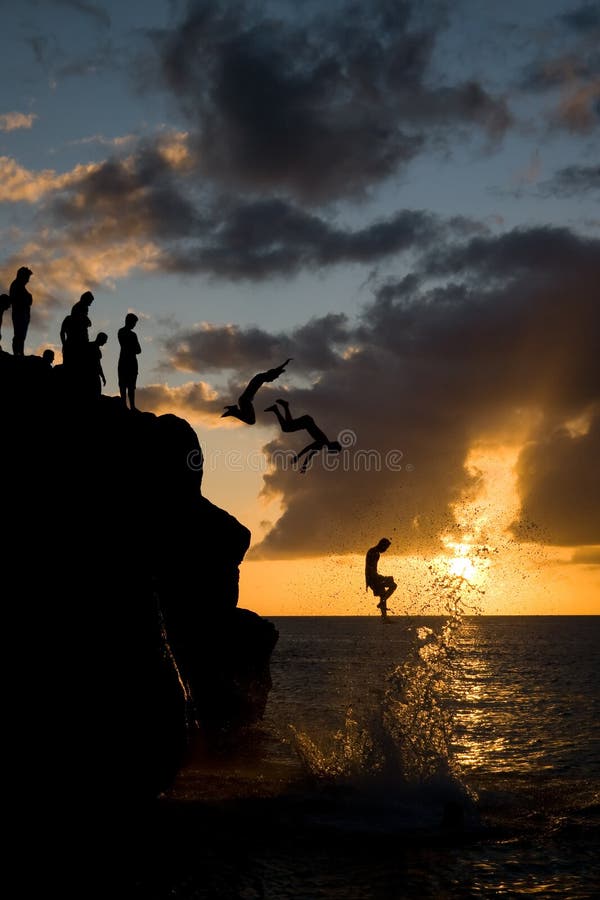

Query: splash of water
left=290, top=570, right=482, bottom=788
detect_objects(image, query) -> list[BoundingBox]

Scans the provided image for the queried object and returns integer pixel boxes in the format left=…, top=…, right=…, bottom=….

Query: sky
left=1, top=0, right=599, bottom=614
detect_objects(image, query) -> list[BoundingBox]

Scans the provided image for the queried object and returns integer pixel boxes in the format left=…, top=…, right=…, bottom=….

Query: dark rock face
left=1, top=351, right=278, bottom=803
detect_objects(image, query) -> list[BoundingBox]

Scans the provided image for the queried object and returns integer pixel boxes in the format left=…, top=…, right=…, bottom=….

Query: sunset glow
left=1, top=0, right=598, bottom=615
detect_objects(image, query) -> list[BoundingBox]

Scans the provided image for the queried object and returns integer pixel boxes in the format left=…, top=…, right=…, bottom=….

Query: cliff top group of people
left=1, top=266, right=141, bottom=410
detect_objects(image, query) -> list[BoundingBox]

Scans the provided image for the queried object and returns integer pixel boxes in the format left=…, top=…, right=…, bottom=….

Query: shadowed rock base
left=1, top=351, right=278, bottom=820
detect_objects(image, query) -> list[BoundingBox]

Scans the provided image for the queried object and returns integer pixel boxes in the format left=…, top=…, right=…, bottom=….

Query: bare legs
left=120, top=382, right=137, bottom=411
left=375, top=578, right=397, bottom=616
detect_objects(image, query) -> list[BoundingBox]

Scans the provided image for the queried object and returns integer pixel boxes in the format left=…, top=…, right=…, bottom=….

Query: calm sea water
left=138, top=616, right=600, bottom=899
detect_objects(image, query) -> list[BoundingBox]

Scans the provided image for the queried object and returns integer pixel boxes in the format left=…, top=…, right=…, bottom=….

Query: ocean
left=134, top=616, right=600, bottom=898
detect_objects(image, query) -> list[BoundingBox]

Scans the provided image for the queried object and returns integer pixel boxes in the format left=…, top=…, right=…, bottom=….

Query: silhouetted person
left=10, top=266, right=33, bottom=356
left=0, top=293, right=10, bottom=350
left=264, top=398, right=342, bottom=472
left=60, top=291, right=94, bottom=367
left=88, top=332, right=107, bottom=398
left=222, top=358, right=292, bottom=424
left=42, top=349, right=55, bottom=368
left=365, top=538, right=397, bottom=617
left=118, top=313, right=141, bottom=410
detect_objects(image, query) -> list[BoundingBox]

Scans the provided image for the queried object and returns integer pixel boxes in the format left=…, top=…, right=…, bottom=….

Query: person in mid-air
left=222, top=358, right=292, bottom=424
left=264, top=398, right=342, bottom=472
left=365, top=538, right=397, bottom=617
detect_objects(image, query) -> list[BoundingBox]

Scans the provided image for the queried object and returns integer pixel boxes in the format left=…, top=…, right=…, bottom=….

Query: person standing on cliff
left=365, top=538, right=397, bottom=617
left=60, top=291, right=94, bottom=367
left=9, top=266, right=33, bottom=356
left=0, top=293, right=11, bottom=351
left=88, top=332, right=107, bottom=399
left=118, top=313, right=141, bottom=410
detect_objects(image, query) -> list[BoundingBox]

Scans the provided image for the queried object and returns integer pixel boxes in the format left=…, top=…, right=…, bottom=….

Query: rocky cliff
left=1, top=351, right=278, bottom=805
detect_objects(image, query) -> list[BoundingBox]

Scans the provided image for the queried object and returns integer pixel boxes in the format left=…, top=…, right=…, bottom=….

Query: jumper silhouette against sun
left=264, top=398, right=342, bottom=473
left=222, top=358, right=292, bottom=424
left=365, top=538, right=397, bottom=617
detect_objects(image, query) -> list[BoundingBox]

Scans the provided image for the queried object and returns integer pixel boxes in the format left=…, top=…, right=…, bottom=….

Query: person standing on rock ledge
left=0, top=293, right=11, bottom=351
left=118, top=313, right=141, bottom=410
left=9, top=266, right=33, bottom=356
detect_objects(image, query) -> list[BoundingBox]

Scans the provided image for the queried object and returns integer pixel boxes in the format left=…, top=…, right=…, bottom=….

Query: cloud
left=38, top=133, right=477, bottom=281
left=161, top=202, right=450, bottom=279
left=554, top=77, right=600, bottom=132
left=570, top=546, right=600, bottom=565
left=163, top=313, right=350, bottom=373
left=519, top=4, right=600, bottom=134
left=512, top=413, right=600, bottom=546
left=151, top=0, right=510, bottom=202
left=52, top=0, right=111, bottom=30
left=245, top=225, right=600, bottom=559
left=561, top=4, right=600, bottom=34
left=0, top=156, right=101, bottom=203
left=0, top=236, right=161, bottom=322
left=0, top=112, right=37, bottom=132
left=538, top=163, right=600, bottom=197
left=137, top=381, right=221, bottom=424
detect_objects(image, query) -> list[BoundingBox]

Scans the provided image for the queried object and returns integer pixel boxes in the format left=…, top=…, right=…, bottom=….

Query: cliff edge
left=1, top=351, right=278, bottom=804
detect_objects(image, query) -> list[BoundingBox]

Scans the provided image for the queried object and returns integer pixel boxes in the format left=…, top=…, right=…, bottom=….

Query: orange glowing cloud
left=0, top=112, right=37, bottom=132
left=0, top=156, right=101, bottom=203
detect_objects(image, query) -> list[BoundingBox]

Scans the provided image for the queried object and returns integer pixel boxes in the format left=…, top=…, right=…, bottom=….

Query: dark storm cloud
left=421, top=225, right=599, bottom=285
left=47, top=142, right=204, bottom=242
left=538, top=164, right=600, bottom=196
left=163, top=313, right=350, bottom=373
left=163, top=203, right=448, bottom=279
left=561, top=3, right=600, bottom=33
left=248, top=226, right=600, bottom=558
left=152, top=0, right=510, bottom=202
left=47, top=145, right=467, bottom=279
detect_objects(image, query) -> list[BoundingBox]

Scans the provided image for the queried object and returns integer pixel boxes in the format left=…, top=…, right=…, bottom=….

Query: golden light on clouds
left=1, top=236, right=162, bottom=315
left=236, top=439, right=599, bottom=616
left=0, top=112, right=37, bottom=132
left=139, top=381, right=218, bottom=425
left=157, top=131, right=193, bottom=170
left=0, top=156, right=101, bottom=203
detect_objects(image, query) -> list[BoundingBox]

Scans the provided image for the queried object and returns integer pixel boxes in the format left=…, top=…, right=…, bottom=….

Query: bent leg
left=382, top=578, right=397, bottom=601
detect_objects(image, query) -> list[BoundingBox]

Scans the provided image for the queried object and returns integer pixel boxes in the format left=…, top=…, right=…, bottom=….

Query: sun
left=448, top=554, right=477, bottom=582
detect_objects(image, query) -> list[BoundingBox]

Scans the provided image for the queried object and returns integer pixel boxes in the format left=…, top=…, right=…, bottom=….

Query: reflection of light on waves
left=451, top=628, right=510, bottom=772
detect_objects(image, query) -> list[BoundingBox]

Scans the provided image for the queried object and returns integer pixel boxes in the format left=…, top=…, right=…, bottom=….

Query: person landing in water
left=222, top=358, right=292, bottom=425
left=365, top=538, right=397, bottom=617
left=264, top=397, right=342, bottom=473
